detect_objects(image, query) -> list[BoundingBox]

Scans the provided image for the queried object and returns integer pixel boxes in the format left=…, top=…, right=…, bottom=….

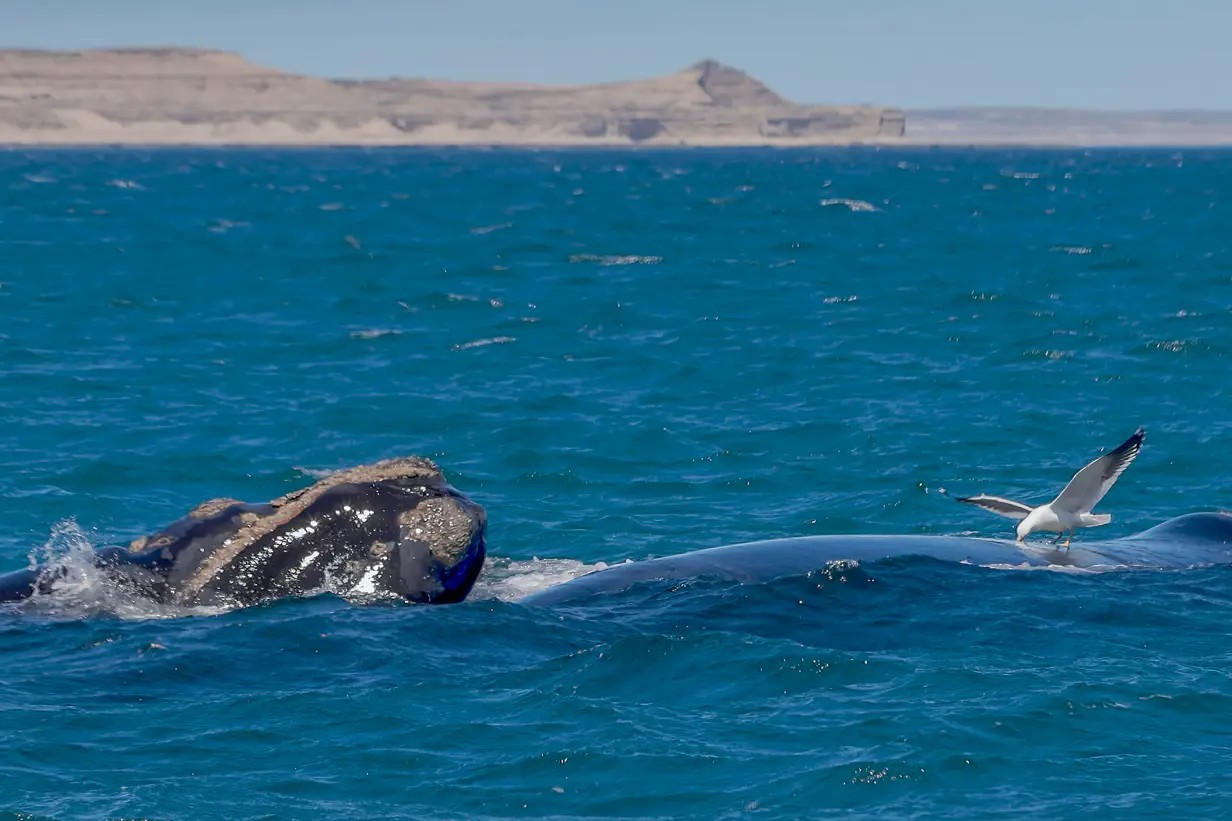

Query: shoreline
left=0, top=49, right=903, bottom=149
left=4, top=140, right=1232, bottom=150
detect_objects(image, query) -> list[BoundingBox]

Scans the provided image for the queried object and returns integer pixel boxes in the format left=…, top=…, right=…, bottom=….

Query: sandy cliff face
left=0, top=48, right=905, bottom=146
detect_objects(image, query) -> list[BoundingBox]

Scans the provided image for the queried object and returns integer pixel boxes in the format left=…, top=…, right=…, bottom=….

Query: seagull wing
left=955, top=494, right=1035, bottom=520
left=1051, top=427, right=1145, bottom=515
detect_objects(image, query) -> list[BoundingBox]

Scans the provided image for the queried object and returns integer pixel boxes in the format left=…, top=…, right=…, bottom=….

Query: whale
left=0, top=457, right=487, bottom=608
left=522, top=513, right=1232, bottom=607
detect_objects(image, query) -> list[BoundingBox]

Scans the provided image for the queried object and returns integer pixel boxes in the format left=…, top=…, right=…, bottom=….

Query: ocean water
left=2, top=147, right=1231, bottom=819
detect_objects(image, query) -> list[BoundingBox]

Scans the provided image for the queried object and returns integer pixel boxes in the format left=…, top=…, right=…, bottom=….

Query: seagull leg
left=1063, top=530, right=1073, bottom=550
left=1051, top=532, right=1065, bottom=546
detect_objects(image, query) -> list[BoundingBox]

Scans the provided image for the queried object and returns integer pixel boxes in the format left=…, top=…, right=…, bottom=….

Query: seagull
left=955, top=427, right=1145, bottom=548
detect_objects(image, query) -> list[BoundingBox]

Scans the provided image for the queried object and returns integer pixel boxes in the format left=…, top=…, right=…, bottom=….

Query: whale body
left=0, top=457, right=487, bottom=608
left=523, top=513, right=1232, bottom=607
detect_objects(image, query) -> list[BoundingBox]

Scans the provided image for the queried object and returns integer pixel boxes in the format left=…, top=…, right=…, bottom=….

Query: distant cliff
left=0, top=48, right=905, bottom=146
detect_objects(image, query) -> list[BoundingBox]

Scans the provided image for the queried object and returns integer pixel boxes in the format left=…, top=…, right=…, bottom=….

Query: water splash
left=15, top=519, right=226, bottom=621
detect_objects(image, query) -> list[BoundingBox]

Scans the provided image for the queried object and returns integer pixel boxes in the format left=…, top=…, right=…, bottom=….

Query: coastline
left=5, top=139, right=1232, bottom=150
left=5, top=49, right=1232, bottom=149
left=0, top=48, right=903, bottom=149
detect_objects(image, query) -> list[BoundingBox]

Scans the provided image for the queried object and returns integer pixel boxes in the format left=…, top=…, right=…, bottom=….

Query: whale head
left=172, top=457, right=489, bottom=607
left=353, top=480, right=487, bottom=604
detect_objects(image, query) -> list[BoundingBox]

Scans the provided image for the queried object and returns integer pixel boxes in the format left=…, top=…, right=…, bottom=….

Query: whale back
left=523, top=514, right=1232, bottom=607
left=1107, top=512, right=1232, bottom=565
left=1123, top=511, right=1232, bottom=544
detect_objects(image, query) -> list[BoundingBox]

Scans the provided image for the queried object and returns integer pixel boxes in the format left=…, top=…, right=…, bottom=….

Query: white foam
left=349, top=328, right=401, bottom=340
left=470, top=222, right=512, bottom=235
left=979, top=561, right=1112, bottom=574
left=452, top=336, right=516, bottom=351
left=568, top=253, right=663, bottom=266
left=470, top=556, right=610, bottom=602
left=292, top=465, right=337, bottom=479
left=206, top=218, right=250, bottom=234
left=819, top=198, right=879, bottom=212
left=17, top=520, right=227, bottom=620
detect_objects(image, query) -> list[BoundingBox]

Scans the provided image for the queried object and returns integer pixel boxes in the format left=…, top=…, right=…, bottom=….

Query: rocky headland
left=0, top=48, right=906, bottom=146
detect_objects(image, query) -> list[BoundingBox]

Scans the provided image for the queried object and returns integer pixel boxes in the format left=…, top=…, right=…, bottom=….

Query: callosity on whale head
left=0, top=457, right=487, bottom=608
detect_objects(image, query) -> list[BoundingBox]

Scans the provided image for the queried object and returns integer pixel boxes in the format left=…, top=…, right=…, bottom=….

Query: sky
left=2, top=0, right=1230, bottom=110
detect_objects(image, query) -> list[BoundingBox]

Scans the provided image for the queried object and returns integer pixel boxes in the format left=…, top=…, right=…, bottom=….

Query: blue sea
left=2, top=147, right=1231, bottom=819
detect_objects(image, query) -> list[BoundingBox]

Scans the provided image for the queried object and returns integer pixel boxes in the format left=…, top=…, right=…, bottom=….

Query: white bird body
left=1015, top=505, right=1111, bottom=542
left=956, top=428, right=1145, bottom=547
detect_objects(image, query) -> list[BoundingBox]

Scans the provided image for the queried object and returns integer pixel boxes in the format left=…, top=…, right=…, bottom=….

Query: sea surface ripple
left=2, top=147, right=1232, bottom=818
